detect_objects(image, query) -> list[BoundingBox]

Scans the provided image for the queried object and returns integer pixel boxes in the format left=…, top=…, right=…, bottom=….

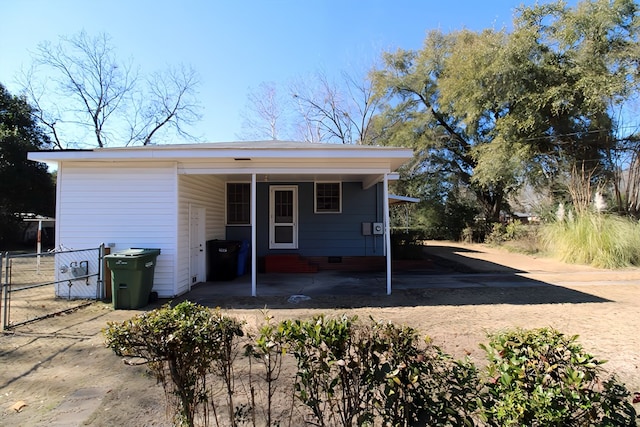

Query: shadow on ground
left=165, top=244, right=610, bottom=310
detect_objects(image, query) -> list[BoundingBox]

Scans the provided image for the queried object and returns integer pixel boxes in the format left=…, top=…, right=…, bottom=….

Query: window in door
left=269, top=185, right=298, bottom=249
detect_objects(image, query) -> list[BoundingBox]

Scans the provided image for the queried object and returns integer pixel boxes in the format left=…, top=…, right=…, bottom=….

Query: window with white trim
left=315, top=182, right=341, bottom=213
left=226, top=183, right=250, bottom=224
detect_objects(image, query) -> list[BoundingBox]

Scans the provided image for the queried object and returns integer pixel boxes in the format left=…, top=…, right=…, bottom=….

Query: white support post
left=383, top=174, right=392, bottom=295
left=251, top=174, right=257, bottom=297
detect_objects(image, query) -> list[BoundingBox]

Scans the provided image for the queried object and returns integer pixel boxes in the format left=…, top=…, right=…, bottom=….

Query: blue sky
left=1, top=0, right=550, bottom=144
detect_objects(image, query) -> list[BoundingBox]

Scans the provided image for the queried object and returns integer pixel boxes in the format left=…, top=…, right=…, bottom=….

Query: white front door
left=269, top=185, right=298, bottom=249
left=189, top=205, right=206, bottom=287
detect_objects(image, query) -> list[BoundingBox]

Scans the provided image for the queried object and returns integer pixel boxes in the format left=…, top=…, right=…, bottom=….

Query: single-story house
left=28, top=141, right=414, bottom=297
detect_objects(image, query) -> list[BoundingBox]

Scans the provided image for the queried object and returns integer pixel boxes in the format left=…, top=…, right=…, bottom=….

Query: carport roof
left=29, top=140, right=413, bottom=169
left=28, top=141, right=414, bottom=186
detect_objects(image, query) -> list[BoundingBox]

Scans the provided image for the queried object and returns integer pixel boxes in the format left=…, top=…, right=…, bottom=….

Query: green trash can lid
left=112, top=248, right=161, bottom=257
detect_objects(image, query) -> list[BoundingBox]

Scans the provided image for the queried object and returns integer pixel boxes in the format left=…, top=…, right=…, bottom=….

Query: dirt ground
left=1, top=241, right=639, bottom=426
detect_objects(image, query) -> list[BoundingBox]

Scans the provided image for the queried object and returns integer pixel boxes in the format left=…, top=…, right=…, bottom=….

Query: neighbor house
left=28, top=141, right=414, bottom=297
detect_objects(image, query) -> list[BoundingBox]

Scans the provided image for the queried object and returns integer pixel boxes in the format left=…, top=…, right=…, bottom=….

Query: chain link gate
left=1, top=245, right=105, bottom=330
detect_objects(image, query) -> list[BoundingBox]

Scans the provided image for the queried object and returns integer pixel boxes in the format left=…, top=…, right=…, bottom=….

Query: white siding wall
left=56, top=162, right=178, bottom=298
left=177, top=175, right=225, bottom=294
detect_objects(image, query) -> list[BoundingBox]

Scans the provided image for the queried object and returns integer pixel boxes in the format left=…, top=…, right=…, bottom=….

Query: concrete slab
left=168, top=241, right=640, bottom=308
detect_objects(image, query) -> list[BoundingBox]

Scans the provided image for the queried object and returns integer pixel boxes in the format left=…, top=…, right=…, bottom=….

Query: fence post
left=97, top=244, right=105, bottom=300
left=1, top=252, right=7, bottom=331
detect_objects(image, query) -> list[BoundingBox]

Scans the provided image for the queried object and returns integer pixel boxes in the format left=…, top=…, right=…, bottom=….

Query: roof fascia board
left=28, top=146, right=413, bottom=162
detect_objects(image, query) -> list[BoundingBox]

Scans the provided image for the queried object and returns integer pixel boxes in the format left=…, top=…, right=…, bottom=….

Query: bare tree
left=22, top=31, right=200, bottom=148
left=240, top=68, right=381, bottom=145
left=239, top=81, right=287, bottom=140
left=291, top=86, right=323, bottom=143
left=21, top=67, right=65, bottom=150
left=127, top=65, right=201, bottom=146
left=611, top=136, right=640, bottom=217
left=568, top=162, right=599, bottom=214
left=290, top=70, right=380, bottom=144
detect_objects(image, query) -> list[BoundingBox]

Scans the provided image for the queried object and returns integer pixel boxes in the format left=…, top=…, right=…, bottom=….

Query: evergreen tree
left=0, top=83, right=55, bottom=248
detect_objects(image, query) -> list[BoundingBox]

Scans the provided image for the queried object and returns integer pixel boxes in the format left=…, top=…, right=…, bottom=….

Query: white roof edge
left=94, top=140, right=404, bottom=150
left=28, top=142, right=413, bottom=162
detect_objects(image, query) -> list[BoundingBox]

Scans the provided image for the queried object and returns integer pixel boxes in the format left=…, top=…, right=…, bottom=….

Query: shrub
left=372, top=322, right=479, bottom=426
left=478, top=327, right=637, bottom=426
left=243, top=313, right=287, bottom=427
left=486, top=221, right=541, bottom=254
left=486, top=220, right=531, bottom=244
left=277, top=315, right=480, bottom=426
left=277, top=315, right=374, bottom=426
left=104, top=301, right=244, bottom=427
left=391, top=231, right=428, bottom=260
left=105, top=308, right=637, bottom=426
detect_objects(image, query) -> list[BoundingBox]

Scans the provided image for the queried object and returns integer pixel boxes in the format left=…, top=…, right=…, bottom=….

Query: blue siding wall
left=225, top=181, right=384, bottom=257
left=225, top=225, right=251, bottom=242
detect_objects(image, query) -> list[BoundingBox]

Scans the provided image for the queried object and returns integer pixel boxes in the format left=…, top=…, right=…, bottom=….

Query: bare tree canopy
left=239, top=81, right=288, bottom=140
left=291, top=70, right=380, bottom=144
left=241, top=69, right=381, bottom=145
left=22, top=31, right=201, bottom=148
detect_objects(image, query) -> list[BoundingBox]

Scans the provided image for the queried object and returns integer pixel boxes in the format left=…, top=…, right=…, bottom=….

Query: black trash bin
left=207, top=240, right=240, bottom=281
left=105, top=248, right=161, bottom=309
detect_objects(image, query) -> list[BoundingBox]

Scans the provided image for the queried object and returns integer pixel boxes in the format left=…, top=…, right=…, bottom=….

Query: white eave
left=28, top=141, right=414, bottom=182
left=30, top=140, right=410, bottom=159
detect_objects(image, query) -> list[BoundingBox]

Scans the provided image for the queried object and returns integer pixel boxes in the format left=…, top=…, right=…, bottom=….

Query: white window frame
left=314, top=181, right=342, bottom=214
left=225, top=182, right=251, bottom=226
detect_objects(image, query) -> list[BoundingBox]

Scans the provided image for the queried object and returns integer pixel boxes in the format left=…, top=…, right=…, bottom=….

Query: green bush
left=543, top=212, right=640, bottom=268
left=485, top=221, right=541, bottom=254
left=277, top=315, right=480, bottom=426
left=486, top=220, right=531, bottom=244
left=105, top=307, right=637, bottom=426
left=372, top=322, right=479, bottom=426
left=478, top=328, right=637, bottom=426
left=277, top=315, right=377, bottom=426
left=243, top=313, right=287, bottom=427
left=391, top=230, right=428, bottom=260
left=104, top=301, right=244, bottom=427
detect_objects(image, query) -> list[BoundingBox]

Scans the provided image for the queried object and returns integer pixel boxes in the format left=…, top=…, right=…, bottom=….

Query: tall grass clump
left=543, top=211, right=640, bottom=268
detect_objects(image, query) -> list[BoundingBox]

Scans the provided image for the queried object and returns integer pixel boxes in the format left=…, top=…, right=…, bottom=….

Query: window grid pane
left=275, top=191, right=293, bottom=223
left=227, top=183, right=250, bottom=224
left=316, top=183, right=340, bottom=212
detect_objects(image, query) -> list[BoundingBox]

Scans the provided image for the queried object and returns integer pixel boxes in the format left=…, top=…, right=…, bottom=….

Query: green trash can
left=105, top=248, right=161, bottom=309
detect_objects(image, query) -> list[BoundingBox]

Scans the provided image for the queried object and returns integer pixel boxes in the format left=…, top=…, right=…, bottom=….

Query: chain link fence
left=1, top=245, right=105, bottom=330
